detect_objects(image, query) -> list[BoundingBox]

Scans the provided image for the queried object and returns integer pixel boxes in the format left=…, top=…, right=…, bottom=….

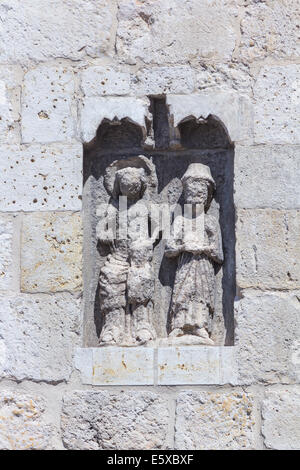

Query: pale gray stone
left=175, top=391, right=255, bottom=449
left=157, top=347, right=237, bottom=385
left=236, top=209, right=300, bottom=289
left=235, top=145, right=300, bottom=209
left=240, top=1, right=300, bottom=62
left=0, top=214, right=15, bottom=292
left=61, top=391, right=169, bottom=449
left=134, top=66, right=195, bottom=95
left=254, top=65, right=300, bottom=144
left=117, top=0, right=238, bottom=64
left=195, top=63, right=253, bottom=92
left=75, top=347, right=154, bottom=385
left=0, top=391, right=53, bottom=450
left=235, top=292, right=300, bottom=384
left=21, top=66, right=76, bottom=144
left=0, top=0, right=115, bottom=64
left=262, top=388, right=300, bottom=450
left=0, top=143, right=82, bottom=212
left=167, top=92, right=253, bottom=144
left=21, top=212, right=82, bottom=293
left=81, top=66, right=130, bottom=97
left=0, top=66, right=22, bottom=144
left=0, top=293, right=81, bottom=382
left=80, top=96, right=150, bottom=143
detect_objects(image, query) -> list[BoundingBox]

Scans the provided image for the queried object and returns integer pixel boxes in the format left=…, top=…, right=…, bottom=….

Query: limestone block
left=236, top=209, right=300, bottom=289
left=157, top=347, right=237, bottom=385
left=21, top=212, right=82, bottom=293
left=61, top=391, right=169, bottom=450
left=75, top=347, right=154, bottom=385
left=262, top=388, right=300, bottom=450
left=235, top=145, right=300, bottom=209
left=0, top=391, right=53, bottom=450
left=254, top=65, right=300, bottom=144
left=81, top=66, right=130, bottom=97
left=240, top=1, right=300, bottom=62
left=116, top=0, right=238, bottom=64
left=0, top=293, right=82, bottom=382
left=235, top=292, right=300, bottom=384
left=0, top=66, right=22, bottom=144
left=21, top=66, right=76, bottom=144
left=80, top=96, right=150, bottom=143
left=167, top=92, right=253, bottom=144
left=0, top=0, right=114, bottom=64
left=196, top=63, right=253, bottom=93
left=175, top=391, right=255, bottom=449
left=133, top=66, right=195, bottom=95
left=0, top=214, right=16, bottom=292
left=0, top=143, right=82, bottom=211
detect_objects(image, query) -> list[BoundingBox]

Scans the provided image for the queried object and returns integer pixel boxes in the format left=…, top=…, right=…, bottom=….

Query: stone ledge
left=75, top=346, right=237, bottom=386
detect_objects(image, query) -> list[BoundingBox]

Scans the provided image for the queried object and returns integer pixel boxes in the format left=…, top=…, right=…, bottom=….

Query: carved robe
left=166, top=213, right=223, bottom=334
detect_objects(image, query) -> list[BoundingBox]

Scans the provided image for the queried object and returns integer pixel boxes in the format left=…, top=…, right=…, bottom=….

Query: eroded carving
left=164, top=163, right=223, bottom=346
left=97, top=155, right=158, bottom=346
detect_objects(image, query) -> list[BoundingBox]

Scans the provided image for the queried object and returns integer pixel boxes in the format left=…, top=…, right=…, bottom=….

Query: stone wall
left=0, top=0, right=299, bottom=449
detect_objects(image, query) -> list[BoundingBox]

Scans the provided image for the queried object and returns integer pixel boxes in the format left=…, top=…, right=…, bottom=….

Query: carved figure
left=97, top=155, right=158, bottom=346
left=165, top=163, right=223, bottom=345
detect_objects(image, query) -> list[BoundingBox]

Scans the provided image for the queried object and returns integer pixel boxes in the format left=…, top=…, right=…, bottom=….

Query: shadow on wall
left=83, top=96, right=235, bottom=347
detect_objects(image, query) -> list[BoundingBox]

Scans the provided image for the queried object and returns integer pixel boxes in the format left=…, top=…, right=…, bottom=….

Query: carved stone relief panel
left=83, top=97, right=235, bottom=347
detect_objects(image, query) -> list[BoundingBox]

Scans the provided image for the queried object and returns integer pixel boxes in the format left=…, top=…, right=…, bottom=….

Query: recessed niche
left=83, top=96, right=235, bottom=348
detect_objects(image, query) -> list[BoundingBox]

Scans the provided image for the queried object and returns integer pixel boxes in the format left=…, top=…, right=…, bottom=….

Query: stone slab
left=61, top=390, right=169, bottom=450
left=157, top=346, right=237, bottom=385
left=262, top=388, right=300, bottom=450
left=81, top=66, right=131, bottom=97
left=75, top=347, right=154, bottom=385
left=80, top=96, right=150, bottom=143
left=21, top=212, right=82, bottom=293
left=175, top=390, right=256, bottom=449
left=116, top=0, right=238, bottom=64
left=0, top=0, right=115, bottom=64
left=75, top=346, right=237, bottom=385
left=254, top=65, right=300, bottom=144
left=0, top=391, right=53, bottom=450
left=21, top=66, right=76, bottom=144
left=234, top=145, right=300, bottom=209
left=167, top=92, right=253, bottom=144
left=0, top=143, right=82, bottom=212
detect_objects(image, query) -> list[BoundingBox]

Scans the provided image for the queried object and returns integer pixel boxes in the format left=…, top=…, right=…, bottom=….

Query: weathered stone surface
left=81, top=66, right=130, bottom=97
left=234, top=145, right=300, bottom=209
left=61, top=391, right=169, bottom=449
left=116, top=0, right=238, bottom=64
left=262, top=388, right=300, bottom=450
left=236, top=209, right=300, bottom=289
left=80, top=96, right=150, bottom=143
left=0, top=143, right=82, bottom=211
left=0, top=214, right=16, bottom=292
left=235, top=293, right=300, bottom=385
left=134, top=66, right=195, bottom=95
left=240, top=1, right=300, bottom=62
left=0, top=0, right=115, bottom=64
left=175, top=391, right=255, bottom=449
left=195, top=63, right=253, bottom=92
left=254, top=65, right=300, bottom=144
left=0, top=293, right=81, bottom=382
left=0, top=66, right=22, bottom=144
left=21, top=212, right=82, bottom=293
left=21, top=66, right=76, bottom=144
left=167, top=92, right=253, bottom=144
left=157, top=347, right=237, bottom=385
left=0, top=391, right=53, bottom=450
left=75, top=347, right=154, bottom=385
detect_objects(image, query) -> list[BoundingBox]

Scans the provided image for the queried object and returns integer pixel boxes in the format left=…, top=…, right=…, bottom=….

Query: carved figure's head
left=116, top=167, right=147, bottom=200
left=181, top=163, right=215, bottom=208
